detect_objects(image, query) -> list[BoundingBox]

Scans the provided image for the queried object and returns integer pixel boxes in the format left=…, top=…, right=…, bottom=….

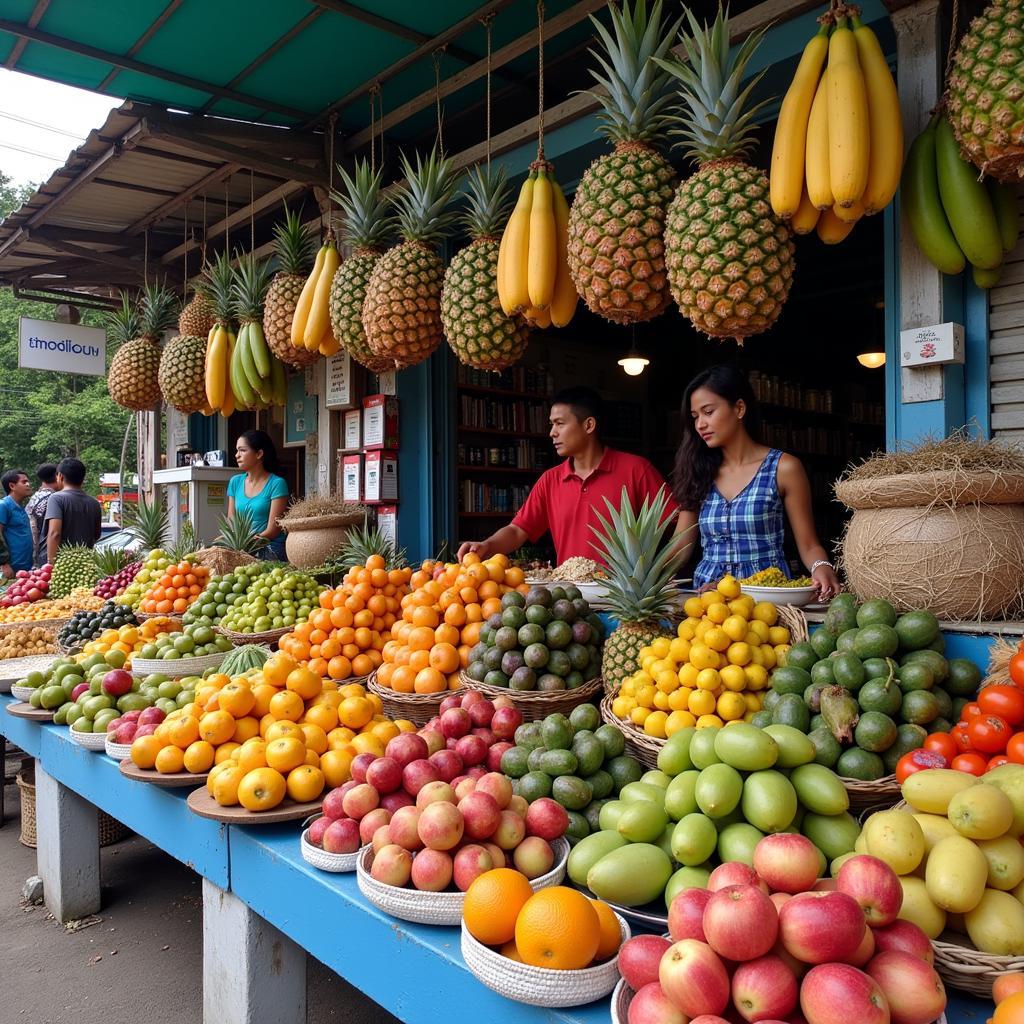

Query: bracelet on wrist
left=810, top=560, right=834, bottom=573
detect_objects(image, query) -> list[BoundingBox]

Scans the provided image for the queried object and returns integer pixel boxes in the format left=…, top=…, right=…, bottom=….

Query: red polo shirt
left=512, top=448, right=677, bottom=566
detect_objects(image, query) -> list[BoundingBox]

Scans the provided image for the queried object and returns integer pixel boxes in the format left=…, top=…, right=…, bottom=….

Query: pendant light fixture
left=618, top=328, right=650, bottom=376
left=857, top=299, right=886, bottom=368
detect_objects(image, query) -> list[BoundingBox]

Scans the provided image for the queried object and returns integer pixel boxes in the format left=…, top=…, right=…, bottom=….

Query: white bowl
left=300, top=829, right=366, bottom=873
left=740, top=584, right=817, bottom=607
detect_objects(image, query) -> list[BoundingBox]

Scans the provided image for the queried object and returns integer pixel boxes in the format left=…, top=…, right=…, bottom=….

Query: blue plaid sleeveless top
left=694, top=449, right=788, bottom=588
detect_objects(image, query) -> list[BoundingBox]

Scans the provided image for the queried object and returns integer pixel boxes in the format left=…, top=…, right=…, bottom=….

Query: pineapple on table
left=656, top=8, right=795, bottom=342
left=108, top=283, right=177, bottom=411
left=362, top=148, right=461, bottom=370
left=590, top=485, right=685, bottom=695
left=337, top=522, right=406, bottom=571
left=264, top=205, right=320, bottom=368
left=568, top=0, right=682, bottom=324
left=442, top=165, right=531, bottom=371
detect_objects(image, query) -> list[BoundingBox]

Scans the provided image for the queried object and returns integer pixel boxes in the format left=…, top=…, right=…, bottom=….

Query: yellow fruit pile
left=613, top=575, right=793, bottom=737
left=129, top=651, right=416, bottom=811
left=75, top=618, right=179, bottom=666
left=0, top=626, right=56, bottom=659
left=0, top=589, right=104, bottom=623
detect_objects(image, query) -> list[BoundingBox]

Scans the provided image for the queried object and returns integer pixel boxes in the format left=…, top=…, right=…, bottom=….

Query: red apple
left=370, top=844, right=413, bottom=887
left=628, top=983, right=689, bottom=1024
left=491, top=705, right=523, bottom=740
left=870, top=920, right=934, bottom=965
left=468, top=698, right=495, bottom=727
left=669, top=886, right=713, bottom=943
left=372, top=824, right=392, bottom=855
left=845, top=924, right=876, bottom=968
left=688, top=1018, right=732, bottom=1024
left=71, top=682, right=90, bottom=702
left=754, top=834, right=822, bottom=895
left=461, top=689, right=485, bottom=708
left=799, top=964, right=890, bottom=1024
left=122, top=710, right=143, bottom=722
left=417, top=801, right=464, bottom=851
left=453, top=844, right=494, bottom=891
left=659, top=939, right=730, bottom=1018
left=709, top=862, right=768, bottom=893
left=835, top=855, right=903, bottom=928
left=471, top=727, right=496, bottom=747
left=358, top=807, right=392, bottom=845
left=350, top=752, right=377, bottom=784
left=770, top=893, right=792, bottom=913
left=380, top=789, right=415, bottom=815
left=459, top=790, right=502, bottom=840
left=703, top=884, right=779, bottom=962
left=134, top=723, right=158, bottom=738
left=619, top=935, right=673, bottom=991
left=385, top=732, right=428, bottom=769
left=455, top=734, right=489, bottom=767
left=307, top=816, right=332, bottom=847
left=322, top=818, right=361, bottom=855
left=454, top=777, right=477, bottom=800
left=365, top=757, right=403, bottom=794
left=416, top=780, right=456, bottom=808
left=865, top=951, right=945, bottom=1024
left=525, top=797, right=569, bottom=841
left=474, top=772, right=513, bottom=809
left=402, top=759, right=440, bottom=797
left=419, top=729, right=445, bottom=756
left=492, top=809, right=526, bottom=850
left=810, top=879, right=836, bottom=892
left=487, top=741, right=514, bottom=772
left=138, top=706, right=165, bottom=726
left=512, top=836, right=554, bottom=879
left=428, top=748, right=464, bottom=783
left=410, top=848, right=454, bottom=892
left=387, top=805, right=424, bottom=851
left=440, top=707, right=472, bottom=739
left=101, top=669, right=133, bottom=697
left=439, top=693, right=462, bottom=715
left=481, top=842, right=505, bottom=869
left=732, top=954, right=799, bottom=1022
left=114, top=722, right=137, bottom=744
left=779, top=892, right=866, bottom=964
left=341, top=783, right=379, bottom=820
left=321, top=786, right=348, bottom=820
left=467, top=764, right=488, bottom=780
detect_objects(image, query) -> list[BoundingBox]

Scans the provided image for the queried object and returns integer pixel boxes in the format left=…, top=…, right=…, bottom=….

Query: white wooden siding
left=991, top=188, right=1024, bottom=443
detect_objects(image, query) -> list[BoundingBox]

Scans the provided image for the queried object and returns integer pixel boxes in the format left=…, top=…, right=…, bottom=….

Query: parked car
left=94, top=529, right=141, bottom=554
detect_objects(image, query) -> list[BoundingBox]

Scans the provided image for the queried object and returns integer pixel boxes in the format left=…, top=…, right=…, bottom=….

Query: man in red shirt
left=457, top=387, right=675, bottom=567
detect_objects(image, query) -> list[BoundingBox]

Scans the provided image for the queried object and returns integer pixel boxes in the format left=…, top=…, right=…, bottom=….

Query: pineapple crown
left=459, top=165, right=513, bottom=241
left=231, top=249, right=273, bottom=322
left=213, top=509, right=268, bottom=554
left=104, top=292, right=144, bottom=347
left=203, top=251, right=236, bottom=325
left=167, top=519, right=198, bottom=563
left=271, top=204, right=317, bottom=276
left=124, top=494, right=168, bottom=552
left=589, top=485, right=686, bottom=623
left=653, top=6, right=770, bottom=165
left=333, top=158, right=392, bottom=252
left=391, top=148, right=461, bottom=247
left=138, top=281, right=180, bottom=341
left=338, top=520, right=407, bottom=571
left=582, top=0, right=684, bottom=146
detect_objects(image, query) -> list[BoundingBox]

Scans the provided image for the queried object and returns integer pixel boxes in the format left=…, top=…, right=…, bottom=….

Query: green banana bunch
left=229, top=321, right=288, bottom=410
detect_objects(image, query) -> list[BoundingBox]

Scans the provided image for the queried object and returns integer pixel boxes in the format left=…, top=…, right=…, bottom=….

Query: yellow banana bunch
left=497, top=162, right=576, bottom=328
left=768, top=10, right=902, bottom=243
left=204, top=322, right=236, bottom=415
left=291, top=241, right=341, bottom=355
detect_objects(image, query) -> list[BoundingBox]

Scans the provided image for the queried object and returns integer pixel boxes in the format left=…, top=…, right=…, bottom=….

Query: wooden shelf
left=458, top=511, right=513, bottom=518
left=456, top=383, right=551, bottom=401
left=457, top=426, right=550, bottom=439
left=456, top=465, right=542, bottom=475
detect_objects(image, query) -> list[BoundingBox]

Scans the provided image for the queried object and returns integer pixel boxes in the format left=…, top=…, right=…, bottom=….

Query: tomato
left=1007, top=733, right=1024, bottom=765
left=952, top=752, right=989, bottom=776
left=989, top=755, right=1010, bottom=770
left=967, top=714, right=1011, bottom=754
left=1010, top=649, right=1024, bottom=687
left=923, top=733, right=958, bottom=762
left=963, top=702, right=983, bottom=720
left=978, top=685, right=1024, bottom=727
left=952, top=721, right=974, bottom=752
left=895, top=749, right=949, bottom=783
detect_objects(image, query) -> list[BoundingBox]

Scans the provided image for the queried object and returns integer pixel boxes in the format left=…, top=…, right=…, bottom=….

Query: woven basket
left=216, top=625, right=292, bottom=646
left=356, top=838, right=569, bottom=926
left=611, top=978, right=632, bottom=1024
left=599, top=692, right=662, bottom=769
left=460, top=914, right=629, bottom=1008
left=839, top=773, right=902, bottom=812
left=129, top=650, right=227, bottom=678
left=367, top=672, right=453, bottom=726
left=300, top=829, right=365, bottom=873
left=932, top=935, right=1024, bottom=998
left=777, top=603, right=809, bottom=644
left=0, top=617, right=70, bottom=635
left=68, top=728, right=110, bottom=751
left=10, top=684, right=35, bottom=702
left=459, top=672, right=604, bottom=722
left=16, top=767, right=129, bottom=849
left=105, top=736, right=133, bottom=761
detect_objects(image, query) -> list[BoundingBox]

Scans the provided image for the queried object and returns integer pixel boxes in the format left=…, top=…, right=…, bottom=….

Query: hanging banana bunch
left=291, top=238, right=342, bottom=357
left=203, top=252, right=237, bottom=417
left=229, top=252, right=289, bottom=410
left=769, top=5, right=902, bottom=244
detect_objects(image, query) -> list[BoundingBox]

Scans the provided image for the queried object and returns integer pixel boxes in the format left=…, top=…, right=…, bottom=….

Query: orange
left=303, top=703, right=339, bottom=732
left=154, top=744, right=186, bottom=774
left=408, top=626, right=435, bottom=652
left=237, top=767, right=287, bottom=812
left=265, top=736, right=307, bottom=773
left=232, top=715, right=261, bottom=744
left=428, top=643, right=459, bottom=674
left=304, top=748, right=320, bottom=767
left=300, top=722, right=329, bottom=755
left=319, top=747, right=354, bottom=787
left=218, top=682, right=256, bottom=718
left=167, top=715, right=201, bottom=750
left=199, top=709, right=236, bottom=747
left=286, top=764, right=325, bottom=802
left=183, top=740, right=216, bottom=774
left=212, top=764, right=245, bottom=805
left=414, top=667, right=446, bottom=694
left=339, top=696, right=373, bottom=729
left=371, top=720, right=400, bottom=744
left=214, top=741, right=241, bottom=764
left=499, top=940, right=523, bottom=962
left=269, top=689, right=304, bottom=722
left=995, top=976, right=1024, bottom=1006
left=130, top=734, right=162, bottom=770
left=589, top=899, right=622, bottom=960
left=207, top=759, right=235, bottom=793
left=237, top=738, right=268, bottom=773
left=463, top=868, right=534, bottom=945
left=994, top=993, right=1024, bottom=1024
left=286, top=666, right=322, bottom=701
left=251, top=683, right=279, bottom=718
left=515, top=887, right=600, bottom=970
left=350, top=732, right=384, bottom=757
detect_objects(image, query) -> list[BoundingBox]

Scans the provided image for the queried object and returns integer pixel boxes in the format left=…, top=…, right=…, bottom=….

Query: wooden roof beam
left=31, top=236, right=175, bottom=278
left=96, top=0, right=184, bottom=91
left=3, top=0, right=48, bottom=68
left=31, top=225, right=176, bottom=247
left=0, top=16, right=310, bottom=120
left=126, top=161, right=241, bottom=236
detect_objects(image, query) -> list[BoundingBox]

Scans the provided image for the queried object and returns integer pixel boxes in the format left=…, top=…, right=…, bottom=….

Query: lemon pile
left=613, top=575, right=794, bottom=739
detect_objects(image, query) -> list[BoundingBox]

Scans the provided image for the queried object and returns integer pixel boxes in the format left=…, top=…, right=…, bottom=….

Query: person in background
left=457, top=387, right=676, bottom=567
left=670, top=365, right=842, bottom=600
left=227, top=429, right=289, bottom=561
left=26, top=463, right=60, bottom=567
left=45, top=458, right=102, bottom=565
left=0, top=469, right=34, bottom=577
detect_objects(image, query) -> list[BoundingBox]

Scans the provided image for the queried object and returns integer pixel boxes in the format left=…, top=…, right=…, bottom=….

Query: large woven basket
left=840, top=773, right=902, bottom=812
left=281, top=515, right=356, bottom=569
left=458, top=671, right=604, bottom=722
left=367, top=672, right=452, bottom=726
left=16, top=767, right=129, bottom=849
left=932, top=936, right=1024, bottom=998
left=776, top=603, right=809, bottom=644
left=460, top=914, right=628, bottom=1008
left=599, top=692, right=662, bottom=769
left=356, top=838, right=568, bottom=926
left=10, top=684, right=35, bottom=702
left=216, top=625, right=291, bottom=646
left=130, top=650, right=227, bottom=678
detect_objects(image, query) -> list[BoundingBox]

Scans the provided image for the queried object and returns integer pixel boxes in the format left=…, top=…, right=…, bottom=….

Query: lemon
left=722, top=615, right=748, bottom=642
left=669, top=687, right=693, bottom=711
left=752, top=602, right=779, bottom=626
left=759, top=645, right=777, bottom=670
left=706, top=602, right=729, bottom=625
left=635, top=684, right=657, bottom=708
left=631, top=706, right=652, bottom=726
left=727, top=642, right=752, bottom=667
left=717, top=692, right=747, bottom=721
left=720, top=664, right=747, bottom=691
left=700, top=589, right=725, bottom=610
left=697, top=713, right=724, bottom=729
left=775, top=644, right=792, bottom=664
left=696, top=668, right=721, bottom=691
left=621, top=678, right=637, bottom=697
left=768, top=626, right=791, bottom=646
left=641, top=655, right=658, bottom=673
left=744, top=664, right=769, bottom=690
left=704, top=628, right=731, bottom=653
left=688, top=689, right=716, bottom=716
left=743, top=710, right=758, bottom=722
left=729, top=596, right=756, bottom=618
left=678, top=663, right=699, bottom=688
left=644, top=710, right=669, bottom=738
left=717, top=575, right=741, bottom=599
left=689, top=644, right=717, bottom=671
left=678, top=621, right=697, bottom=641
left=651, top=637, right=671, bottom=658
left=743, top=692, right=762, bottom=712
left=666, top=709, right=697, bottom=735
left=656, top=672, right=679, bottom=695
left=683, top=597, right=704, bottom=618
left=748, top=620, right=770, bottom=642
left=744, top=630, right=762, bottom=646
left=748, top=646, right=766, bottom=667
left=694, top=620, right=710, bottom=640
left=653, top=690, right=671, bottom=711
left=651, top=659, right=674, bottom=677
left=669, top=637, right=691, bottom=662
left=612, top=696, right=636, bottom=719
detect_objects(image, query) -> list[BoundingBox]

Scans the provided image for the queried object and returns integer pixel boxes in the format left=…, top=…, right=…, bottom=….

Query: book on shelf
left=455, top=364, right=553, bottom=396
left=458, top=394, right=548, bottom=434
left=457, top=440, right=550, bottom=471
left=459, top=480, right=531, bottom=515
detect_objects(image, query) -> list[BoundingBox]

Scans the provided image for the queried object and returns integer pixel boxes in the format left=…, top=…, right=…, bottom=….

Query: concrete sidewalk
left=0, top=767, right=399, bottom=1024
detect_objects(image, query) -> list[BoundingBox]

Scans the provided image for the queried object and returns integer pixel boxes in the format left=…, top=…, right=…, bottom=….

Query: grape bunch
left=94, top=560, right=142, bottom=599
left=219, top=566, right=322, bottom=634
left=182, top=563, right=270, bottom=627
left=115, top=549, right=172, bottom=609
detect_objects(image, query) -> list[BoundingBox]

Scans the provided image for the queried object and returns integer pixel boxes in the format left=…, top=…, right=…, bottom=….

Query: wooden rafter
left=96, top=0, right=184, bottom=91
left=31, top=236, right=172, bottom=278
left=0, top=16, right=310, bottom=120
left=130, top=145, right=222, bottom=169
left=3, top=0, right=48, bottom=68
left=126, top=161, right=241, bottom=236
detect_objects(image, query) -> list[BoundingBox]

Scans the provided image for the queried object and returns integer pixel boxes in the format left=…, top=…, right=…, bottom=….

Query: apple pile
left=419, top=688, right=525, bottom=771
left=619, top=833, right=947, bottom=1024
left=105, top=705, right=167, bottom=746
left=1, top=564, right=52, bottom=606
left=94, top=560, right=142, bottom=599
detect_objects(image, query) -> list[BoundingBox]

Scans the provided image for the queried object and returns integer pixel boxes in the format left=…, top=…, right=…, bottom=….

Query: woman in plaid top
left=671, top=366, right=841, bottom=601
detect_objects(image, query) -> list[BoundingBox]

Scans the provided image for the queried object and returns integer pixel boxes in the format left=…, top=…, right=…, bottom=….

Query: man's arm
left=0, top=522, right=10, bottom=579
left=46, top=519, right=62, bottom=565
left=456, top=472, right=548, bottom=561
left=457, top=524, right=530, bottom=562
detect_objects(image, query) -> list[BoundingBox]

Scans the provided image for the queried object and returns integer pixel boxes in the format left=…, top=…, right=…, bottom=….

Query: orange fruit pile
left=278, top=555, right=413, bottom=681
left=76, top=617, right=179, bottom=664
left=138, top=560, right=211, bottom=615
left=376, top=553, right=528, bottom=695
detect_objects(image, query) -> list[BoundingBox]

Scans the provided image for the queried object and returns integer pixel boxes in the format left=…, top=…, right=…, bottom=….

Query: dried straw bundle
left=188, top=547, right=258, bottom=576
left=277, top=496, right=366, bottom=531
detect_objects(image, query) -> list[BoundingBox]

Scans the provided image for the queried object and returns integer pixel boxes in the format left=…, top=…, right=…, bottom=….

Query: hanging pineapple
left=328, top=159, right=395, bottom=374
left=567, top=0, right=682, bottom=324
left=442, top=165, right=531, bottom=371
left=656, top=8, right=795, bottom=342
left=203, top=252, right=237, bottom=416
left=362, top=149, right=460, bottom=369
left=107, top=283, right=177, bottom=411
left=178, top=285, right=216, bottom=338
left=158, top=329, right=207, bottom=415
left=263, top=206, right=319, bottom=368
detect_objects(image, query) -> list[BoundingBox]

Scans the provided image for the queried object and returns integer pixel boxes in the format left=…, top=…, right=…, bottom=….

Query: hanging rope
left=327, top=112, right=337, bottom=240
left=537, top=1, right=546, bottom=161
left=943, top=0, right=961, bottom=82
left=224, top=177, right=231, bottom=255
left=249, top=169, right=255, bottom=251
left=144, top=229, right=149, bottom=287
left=182, top=206, right=188, bottom=303
left=201, top=193, right=207, bottom=268
left=369, top=82, right=380, bottom=173
left=481, top=14, right=494, bottom=170
left=433, top=48, right=445, bottom=155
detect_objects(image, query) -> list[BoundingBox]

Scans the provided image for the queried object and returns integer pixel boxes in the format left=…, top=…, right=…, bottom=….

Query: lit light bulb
left=856, top=351, right=886, bottom=369
left=618, top=352, right=650, bottom=376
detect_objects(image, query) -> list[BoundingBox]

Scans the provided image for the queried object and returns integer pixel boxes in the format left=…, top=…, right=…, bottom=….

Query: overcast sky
left=0, top=68, right=121, bottom=188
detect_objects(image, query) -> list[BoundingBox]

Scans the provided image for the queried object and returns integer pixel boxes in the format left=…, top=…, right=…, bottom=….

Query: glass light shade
left=856, top=351, right=886, bottom=369
left=618, top=353, right=650, bottom=376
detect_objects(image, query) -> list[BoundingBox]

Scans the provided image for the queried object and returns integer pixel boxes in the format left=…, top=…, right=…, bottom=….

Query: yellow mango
left=948, top=784, right=1015, bottom=841
left=925, top=834, right=989, bottom=913
left=976, top=835, right=1024, bottom=891
left=901, top=768, right=978, bottom=815
left=911, top=812, right=960, bottom=855
left=898, top=875, right=947, bottom=939
left=863, top=809, right=925, bottom=875
left=965, top=889, right=1024, bottom=955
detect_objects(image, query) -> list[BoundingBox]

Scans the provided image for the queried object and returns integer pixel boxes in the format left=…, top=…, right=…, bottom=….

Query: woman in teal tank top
left=228, top=430, right=289, bottom=561
left=670, top=366, right=841, bottom=601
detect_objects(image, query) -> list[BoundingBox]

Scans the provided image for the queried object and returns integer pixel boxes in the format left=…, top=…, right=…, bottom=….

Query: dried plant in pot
left=277, top=497, right=366, bottom=569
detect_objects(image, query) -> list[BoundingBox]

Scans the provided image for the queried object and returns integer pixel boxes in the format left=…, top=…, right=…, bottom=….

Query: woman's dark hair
left=670, top=365, right=760, bottom=512
left=239, top=430, right=281, bottom=475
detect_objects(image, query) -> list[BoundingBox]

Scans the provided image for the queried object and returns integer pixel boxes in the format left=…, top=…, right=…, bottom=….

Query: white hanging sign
left=19, top=317, right=106, bottom=376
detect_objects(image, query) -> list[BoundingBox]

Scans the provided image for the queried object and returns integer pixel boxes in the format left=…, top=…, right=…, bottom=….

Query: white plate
left=740, top=584, right=817, bottom=607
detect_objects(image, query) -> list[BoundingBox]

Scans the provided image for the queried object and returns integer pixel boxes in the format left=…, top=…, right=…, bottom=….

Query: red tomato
left=923, top=733, right=958, bottom=762
left=989, top=755, right=1010, bottom=770
left=1010, top=649, right=1024, bottom=688
left=963, top=702, right=983, bottom=720
left=895, top=749, right=949, bottom=783
left=967, top=714, right=1011, bottom=754
left=1007, top=733, right=1024, bottom=765
left=952, top=721, right=974, bottom=752
left=978, top=685, right=1024, bottom=727
left=952, top=752, right=989, bottom=776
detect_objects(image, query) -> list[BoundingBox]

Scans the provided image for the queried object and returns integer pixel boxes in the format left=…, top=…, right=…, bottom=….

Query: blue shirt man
left=0, top=470, right=35, bottom=575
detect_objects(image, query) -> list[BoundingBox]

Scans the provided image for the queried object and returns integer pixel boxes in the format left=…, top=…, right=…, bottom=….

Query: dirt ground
left=0, top=752, right=398, bottom=1024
